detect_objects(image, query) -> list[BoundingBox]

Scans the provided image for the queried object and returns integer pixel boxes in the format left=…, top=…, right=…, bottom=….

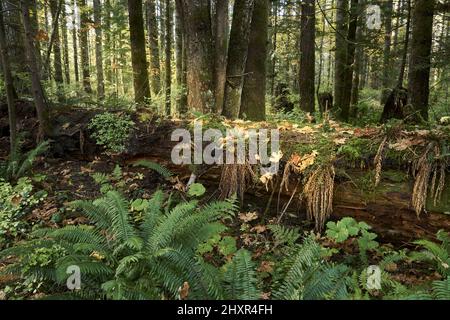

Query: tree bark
left=128, top=0, right=151, bottom=104
left=240, top=0, right=268, bottom=121
left=213, top=0, right=228, bottom=114
left=299, top=0, right=316, bottom=113
left=0, top=0, right=17, bottom=153
left=93, top=0, right=105, bottom=100
left=334, top=0, right=348, bottom=118
left=72, top=0, right=80, bottom=83
left=164, top=0, right=172, bottom=115
left=146, top=0, right=161, bottom=96
left=222, top=0, right=255, bottom=119
left=61, top=2, right=71, bottom=84
left=77, top=0, right=92, bottom=93
left=20, top=0, right=51, bottom=139
left=382, top=0, right=394, bottom=91
left=49, top=0, right=64, bottom=85
left=407, top=0, right=435, bottom=121
left=340, top=0, right=358, bottom=121
left=174, top=0, right=186, bottom=114
left=179, top=0, right=215, bottom=113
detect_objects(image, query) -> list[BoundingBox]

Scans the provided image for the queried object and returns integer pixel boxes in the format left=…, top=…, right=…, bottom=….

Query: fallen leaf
left=239, top=211, right=258, bottom=223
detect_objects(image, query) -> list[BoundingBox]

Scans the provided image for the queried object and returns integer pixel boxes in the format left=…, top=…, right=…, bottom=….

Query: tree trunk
left=128, top=0, right=151, bottom=104
left=61, top=2, right=71, bottom=84
left=299, top=0, right=316, bottom=113
left=146, top=0, right=161, bottom=96
left=78, top=0, right=92, bottom=93
left=334, top=0, right=348, bottom=118
left=93, top=0, right=105, bottom=100
left=407, top=0, right=435, bottom=121
left=164, top=0, right=172, bottom=115
left=179, top=0, right=215, bottom=113
left=339, top=0, right=358, bottom=121
left=382, top=0, right=393, bottom=91
left=351, top=2, right=365, bottom=108
left=0, top=0, right=17, bottom=152
left=72, top=0, right=80, bottom=83
left=222, top=0, right=255, bottom=119
left=213, top=0, right=228, bottom=114
left=174, top=0, right=186, bottom=114
left=20, top=0, right=51, bottom=139
left=240, top=0, right=268, bottom=121
left=397, top=0, right=411, bottom=88
left=49, top=0, right=64, bottom=85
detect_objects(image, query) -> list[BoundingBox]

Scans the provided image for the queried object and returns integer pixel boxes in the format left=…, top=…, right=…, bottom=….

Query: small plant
left=88, top=112, right=134, bottom=153
left=0, top=139, right=49, bottom=182
left=0, top=178, right=47, bottom=249
left=412, top=230, right=450, bottom=277
left=326, top=217, right=379, bottom=264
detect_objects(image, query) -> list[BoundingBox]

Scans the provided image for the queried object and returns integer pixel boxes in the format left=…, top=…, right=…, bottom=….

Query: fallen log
left=4, top=106, right=449, bottom=244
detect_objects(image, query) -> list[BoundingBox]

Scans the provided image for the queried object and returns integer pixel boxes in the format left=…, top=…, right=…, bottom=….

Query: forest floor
left=1, top=101, right=449, bottom=299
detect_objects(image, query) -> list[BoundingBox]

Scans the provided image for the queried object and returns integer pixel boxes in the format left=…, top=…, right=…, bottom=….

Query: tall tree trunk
left=104, top=0, right=112, bottom=84
left=340, top=0, right=358, bottom=121
left=72, top=0, right=80, bottom=83
left=222, top=0, right=255, bottom=119
left=397, top=0, right=411, bottom=87
left=269, top=0, right=278, bottom=98
left=334, top=0, right=348, bottom=117
left=407, top=0, right=435, bottom=121
left=351, top=1, right=365, bottom=108
left=0, top=0, right=17, bottom=152
left=128, top=0, right=151, bottom=104
left=93, top=0, right=105, bottom=99
left=21, top=0, right=51, bottom=139
left=382, top=0, right=393, bottom=94
left=164, top=0, right=172, bottom=114
left=299, top=0, right=316, bottom=113
left=174, top=0, right=186, bottom=113
left=179, top=0, right=215, bottom=113
left=213, top=0, right=228, bottom=114
left=240, top=0, right=268, bottom=121
left=146, top=0, right=161, bottom=96
left=61, top=2, right=71, bottom=84
left=49, top=0, right=64, bottom=85
left=30, top=0, right=42, bottom=73
left=78, top=0, right=92, bottom=93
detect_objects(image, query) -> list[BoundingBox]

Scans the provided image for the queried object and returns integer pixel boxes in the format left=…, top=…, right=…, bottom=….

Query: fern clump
left=0, top=138, right=49, bottom=182
left=0, top=190, right=238, bottom=300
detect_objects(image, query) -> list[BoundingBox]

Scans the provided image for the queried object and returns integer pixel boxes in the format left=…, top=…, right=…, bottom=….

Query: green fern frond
left=132, top=160, right=173, bottom=178
left=223, top=249, right=260, bottom=300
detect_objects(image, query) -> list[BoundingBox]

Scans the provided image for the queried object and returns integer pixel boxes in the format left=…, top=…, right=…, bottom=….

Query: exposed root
left=302, top=165, right=335, bottom=232
left=219, top=163, right=255, bottom=203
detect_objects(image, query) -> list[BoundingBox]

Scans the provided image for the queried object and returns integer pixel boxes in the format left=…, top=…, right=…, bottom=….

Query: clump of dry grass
left=302, top=165, right=335, bottom=231
left=219, top=163, right=255, bottom=203
left=412, top=143, right=446, bottom=216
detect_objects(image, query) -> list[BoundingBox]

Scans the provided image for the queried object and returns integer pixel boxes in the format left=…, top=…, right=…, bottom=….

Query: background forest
left=0, top=0, right=450, bottom=301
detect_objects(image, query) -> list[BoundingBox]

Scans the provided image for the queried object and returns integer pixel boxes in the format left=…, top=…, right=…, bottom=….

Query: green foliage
left=222, top=249, right=260, bottom=299
left=187, top=183, right=206, bottom=197
left=0, top=178, right=47, bottom=249
left=412, top=230, right=450, bottom=277
left=88, top=113, right=134, bottom=153
left=0, top=139, right=49, bottom=182
left=326, top=217, right=378, bottom=264
left=132, top=160, right=173, bottom=178
left=271, top=234, right=350, bottom=300
left=267, top=224, right=300, bottom=248
left=1, top=190, right=238, bottom=299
